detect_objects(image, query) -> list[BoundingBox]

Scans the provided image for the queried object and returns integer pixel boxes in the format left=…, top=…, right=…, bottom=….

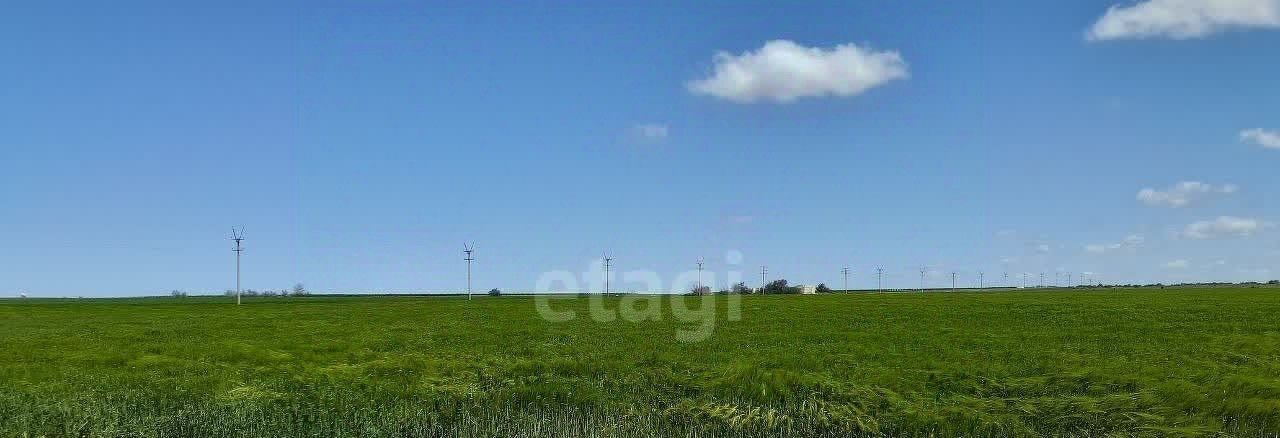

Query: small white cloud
left=1035, top=244, right=1052, bottom=254
left=1086, top=0, right=1280, bottom=41
left=1182, top=216, right=1269, bottom=239
left=1164, top=259, right=1190, bottom=269
left=687, top=40, right=908, bottom=103
left=1137, top=181, right=1238, bottom=207
left=629, top=123, right=669, bottom=141
left=1241, top=128, right=1280, bottom=149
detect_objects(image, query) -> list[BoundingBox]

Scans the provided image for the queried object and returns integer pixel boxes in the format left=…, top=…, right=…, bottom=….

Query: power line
left=230, top=227, right=244, bottom=306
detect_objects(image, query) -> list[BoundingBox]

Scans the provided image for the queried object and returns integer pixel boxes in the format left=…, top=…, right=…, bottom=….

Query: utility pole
left=760, top=265, right=768, bottom=293
left=696, top=257, right=705, bottom=294
left=919, top=267, right=926, bottom=292
left=1039, top=273, right=1045, bottom=288
left=463, top=243, right=474, bottom=300
left=1022, top=272, right=1027, bottom=288
left=842, top=267, right=850, bottom=292
left=603, top=255, right=613, bottom=296
left=877, top=268, right=883, bottom=292
left=231, top=227, right=244, bottom=305
left=979, top=271, right=985, bottom=289
left=951, top=272, right=957, bottom=292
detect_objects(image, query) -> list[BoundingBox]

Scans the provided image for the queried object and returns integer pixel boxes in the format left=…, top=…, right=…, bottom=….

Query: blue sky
left=3, top=0, right=1278, bottom=297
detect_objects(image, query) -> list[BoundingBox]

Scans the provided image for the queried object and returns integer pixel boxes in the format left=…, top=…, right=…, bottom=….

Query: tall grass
left=2, top=288, right=1278, bottom=436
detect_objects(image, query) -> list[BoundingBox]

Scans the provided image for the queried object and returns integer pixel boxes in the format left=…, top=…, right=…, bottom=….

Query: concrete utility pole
left=951, top=272, right=957, bottom=292
left=696, top=257, right=705, bottom=293
left=979, top=271, right=985, bottom=289
left=842, top=267, right=850, bottom=292
left=231, top=227, right=244, bottom=306
left=602, top=255, right=613, bottom=295
left=919, top=267, right=927, bottom=292
left=463, top=243, right=475, bottom=300
left=760, top=266, right=768, bottom=293
left=877, top=268, right=884, bottom=292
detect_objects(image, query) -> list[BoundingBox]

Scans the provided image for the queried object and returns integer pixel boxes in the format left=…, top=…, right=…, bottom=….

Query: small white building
left=796, top=284, right=817, bottom=295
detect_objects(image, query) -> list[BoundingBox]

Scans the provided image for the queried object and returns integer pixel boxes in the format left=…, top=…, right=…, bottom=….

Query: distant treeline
left=155, top=280, right=1278, bottom=299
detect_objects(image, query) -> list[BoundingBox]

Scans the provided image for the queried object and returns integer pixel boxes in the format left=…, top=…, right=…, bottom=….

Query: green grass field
left=3, top=288, right=1279, bottom=437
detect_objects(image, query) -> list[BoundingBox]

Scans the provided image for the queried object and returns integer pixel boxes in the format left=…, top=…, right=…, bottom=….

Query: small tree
left=731, top=282, right=752, bottom=294
left=488, top=288, right=501, bottom=296
left=763, top=279, right=799, bottom=294
left=689, top=285, right=712, bottom=295
left=815, top=283, right=833, bottom=294
left=292, top=283, right=308, bottom=296
left=171, top=290, right=187, bottom=298
left=261, top=290, right=278, bottom=297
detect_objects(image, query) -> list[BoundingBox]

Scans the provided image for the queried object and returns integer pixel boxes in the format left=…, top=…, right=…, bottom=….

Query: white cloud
left=1241, top=128, right=1280, bottom=149
left=1164, top=259, right=1190, bottom=269
left=1085, top=234, right=1145, bottom=254
left=687, top=40, right=908, bottom=103
left=1136, top=181, right=1238, bottom=207
left=1086, top=0, right=1280, bottom=41
left=1035, top=244, right=1052, bottom=254
left=629, top=123, right=669, bottom=141
left=1182, top=216, right=1268, bottom=239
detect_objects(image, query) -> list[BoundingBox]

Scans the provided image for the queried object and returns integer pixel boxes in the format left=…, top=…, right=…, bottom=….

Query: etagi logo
left=533, top=251, right=746, bottom=343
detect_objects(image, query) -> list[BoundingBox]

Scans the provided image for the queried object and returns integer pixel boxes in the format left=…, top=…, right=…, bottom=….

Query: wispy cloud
left=1182, top=216, right=1269, bottom=239
left=1164, top=259, right=1190, bottom=269
left=1137, top=181, right=1238, bottom=208
left=628, top=123, right=669, bottom=141
left=1086, top=0, right=1280, bottom=41
left=1085, top=234, right=1145, bottom=254
left=687, top=40, right=908, bottom=103
left=1241, top=128, right=1280, bottom=149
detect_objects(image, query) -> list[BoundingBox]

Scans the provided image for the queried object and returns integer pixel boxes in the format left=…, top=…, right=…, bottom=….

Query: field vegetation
left=2, top=288, right=1278, bottom=437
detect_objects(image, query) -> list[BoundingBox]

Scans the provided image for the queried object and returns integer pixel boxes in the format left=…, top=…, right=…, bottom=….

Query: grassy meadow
left=2, top=288, right=1279, bottom=437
